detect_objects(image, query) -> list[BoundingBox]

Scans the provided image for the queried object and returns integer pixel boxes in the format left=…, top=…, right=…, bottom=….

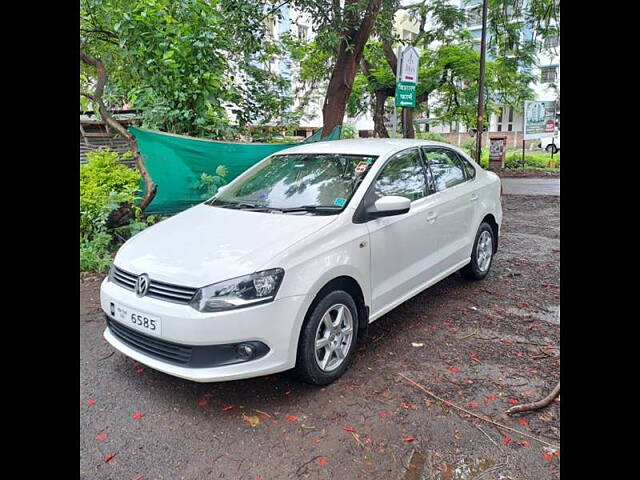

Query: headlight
left=190, top=268, right=285, bottom=312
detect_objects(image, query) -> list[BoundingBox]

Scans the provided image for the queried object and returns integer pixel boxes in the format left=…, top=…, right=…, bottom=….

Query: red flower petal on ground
left=198, top=399, right=208, bottom=407
left=286, top=415, right=297, bottom=422
left=317, top=458, right=328, bottom=467
left=284, top=390, right=292, bottom=396
left=516, top=352, right=524, bottom=358
left=96, top=433, right=108, bottom=442
left=203, top=393, right=213, bottom=399
left=104, top=454, right=116, bottom=463
left=378, top=411, right=389, bottom=418
left=503, top=436, right=512, bottom=445
left=447, top=366, right=459, bottom=374
left=131, top=476, right=144, bottom=480
left=86, top=399, right=96, bottom=406
left=400, top=401, right=411, bottom=409
left=132, top=411, right=144, bottom=420
left=466, top=379, right=474, bottom=384
left=134, top=368, right=144, bottom=374
left=468, top=401, right=479, bottom=408
left=343, top=427, right=355, bottom=432
left=543, top=453, right=554, bottom=460
left=519, top=440, right=529, bottom=447
left=222, top=406, right=234, bottom=411
left=508, top=398, right=519, bottom=404
left=518, top=418, right=528, bottom=426
left=403, top=436, right=415, bottom=443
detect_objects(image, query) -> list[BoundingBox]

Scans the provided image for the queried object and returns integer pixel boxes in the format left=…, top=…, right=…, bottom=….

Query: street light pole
left=475, top=0, right=489, bottom=163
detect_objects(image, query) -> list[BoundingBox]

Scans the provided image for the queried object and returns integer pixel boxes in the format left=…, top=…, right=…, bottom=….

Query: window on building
left=544, top=35, right=559, bottom=48
left=508, top=107, right=514, bottom=132
left=497, top=107, right=514, bottom=132
left=467, top=6, right=482, bottom=26
left=298, top=25, right=309, bottom=41
left=541, top=66, right=558, bottom=83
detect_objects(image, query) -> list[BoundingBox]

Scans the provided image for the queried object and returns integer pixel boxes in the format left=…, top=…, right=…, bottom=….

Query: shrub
left=80, top=149, right=144, bottom=272
left=80, top=150, right=141, bottom=237
left=416, top=131, right=449, bottom=143
left=340, top=124, right=357, bottom=139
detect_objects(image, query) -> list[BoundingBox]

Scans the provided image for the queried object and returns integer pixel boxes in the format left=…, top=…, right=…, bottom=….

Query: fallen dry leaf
left=242, top=415, right=260, bottom=428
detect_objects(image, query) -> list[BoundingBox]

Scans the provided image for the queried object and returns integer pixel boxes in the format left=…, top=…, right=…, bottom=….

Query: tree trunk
left=403, top=108, right=415, bottom=138
left=80, top=51, right=157, bottom=218
left=321, top=0, right=382, bottom=138
left=373, top=91, right=390, bottom=138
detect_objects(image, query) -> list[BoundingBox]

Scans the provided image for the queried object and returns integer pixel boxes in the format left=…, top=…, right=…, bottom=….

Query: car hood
left=114, top=204, right=337, bottom=287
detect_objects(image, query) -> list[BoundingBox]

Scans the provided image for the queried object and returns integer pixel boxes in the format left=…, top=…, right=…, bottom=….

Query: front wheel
left=295, top=290, right=359, bottom=385
left=460, top=222, right=495, bottom=280
left=545, top=144, right=558, bottom=154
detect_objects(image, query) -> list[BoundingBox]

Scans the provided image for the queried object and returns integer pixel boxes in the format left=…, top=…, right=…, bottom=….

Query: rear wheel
left=295, top=290, right=359, bottom=385
left=460, top=222, right=495, bottom=280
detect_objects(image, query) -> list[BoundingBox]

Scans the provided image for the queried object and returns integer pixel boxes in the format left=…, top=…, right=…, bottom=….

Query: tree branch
left=80, top=50, right=157, bottom=213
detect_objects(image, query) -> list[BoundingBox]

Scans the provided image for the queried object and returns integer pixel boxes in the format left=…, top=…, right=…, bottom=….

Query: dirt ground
left=80, top=194, right=560, bottom=480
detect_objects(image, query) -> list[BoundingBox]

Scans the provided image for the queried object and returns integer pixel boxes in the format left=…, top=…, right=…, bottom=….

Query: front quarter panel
left=261, top=212, right=371, bottom=359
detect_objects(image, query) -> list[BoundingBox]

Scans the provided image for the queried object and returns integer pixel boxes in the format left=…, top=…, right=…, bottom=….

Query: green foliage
left=416, top=131, right=449, bottom=143
left=80, top=232, right=114, bottom=273
left=80, top=149, right=155, bottom=272
left=340, top=124, right=357, bottom=139
left=80, top=150, right=141, bottom=237
left=81, top=0, right=291, bottom=138
left=195, top=166, right=228, bottom=200
left=504, top=151, right=560, bottom=170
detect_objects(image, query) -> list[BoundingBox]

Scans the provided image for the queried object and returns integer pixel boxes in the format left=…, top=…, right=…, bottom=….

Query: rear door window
left=421, top=148, right=467, bottom=192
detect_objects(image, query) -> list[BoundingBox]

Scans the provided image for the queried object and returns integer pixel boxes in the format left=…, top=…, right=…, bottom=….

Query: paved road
left=501, top=178, right=560, bottom=196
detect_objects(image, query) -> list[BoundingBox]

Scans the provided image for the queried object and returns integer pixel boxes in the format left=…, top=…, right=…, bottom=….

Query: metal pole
left=475, top=0, right=489, bottom=163
left=393, top=46, right=401, bottom=138
left=522, top=139, right=525, bottom=169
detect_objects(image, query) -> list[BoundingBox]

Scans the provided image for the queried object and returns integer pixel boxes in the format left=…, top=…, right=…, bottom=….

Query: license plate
left=110, top=301, right=162, bottom=337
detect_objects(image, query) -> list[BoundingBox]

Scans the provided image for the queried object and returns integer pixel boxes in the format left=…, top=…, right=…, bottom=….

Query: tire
left=545, top=144, right=558, bottom=154
left=295, top=290, right=359, bottom=385
left=460, top=222, right=495, bottom=281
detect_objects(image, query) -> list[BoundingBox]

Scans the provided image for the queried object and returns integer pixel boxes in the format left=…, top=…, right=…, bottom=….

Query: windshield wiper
left=213, top=202, right=272, bottom=212
left=277, top=205, right=343, bottom=214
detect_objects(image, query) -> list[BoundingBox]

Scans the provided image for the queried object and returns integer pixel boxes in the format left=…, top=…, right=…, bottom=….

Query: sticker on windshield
left=334, top=197, right=346, bottom=207
left=363, top=157, right=374, bottom=163
left=355, top=161, right=369, bottom=173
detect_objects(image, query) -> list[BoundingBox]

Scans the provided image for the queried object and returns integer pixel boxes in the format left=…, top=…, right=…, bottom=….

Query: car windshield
left=207, top=153, right=378, bottom=213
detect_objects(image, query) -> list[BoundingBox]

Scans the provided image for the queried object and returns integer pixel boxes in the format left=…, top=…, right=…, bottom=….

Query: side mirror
left=366, top=195, right=411, bottom=219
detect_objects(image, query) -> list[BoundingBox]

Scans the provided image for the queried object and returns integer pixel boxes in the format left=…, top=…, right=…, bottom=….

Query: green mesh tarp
left=130, top=126, right=341, bottom=215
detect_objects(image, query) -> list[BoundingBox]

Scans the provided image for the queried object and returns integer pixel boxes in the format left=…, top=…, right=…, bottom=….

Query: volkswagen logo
left=135, top=273, right=150, bottom=297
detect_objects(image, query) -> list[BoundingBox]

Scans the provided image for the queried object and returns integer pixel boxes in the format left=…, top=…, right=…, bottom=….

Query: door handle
left=426, top=211, right=438, bottom=223
left=471, top=194, right=479, bottom=202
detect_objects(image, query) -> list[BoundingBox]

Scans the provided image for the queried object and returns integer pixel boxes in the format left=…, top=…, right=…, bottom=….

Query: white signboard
left=524, top=100, right=556, bottom=140
left=398, top=47, right=419, bottom=84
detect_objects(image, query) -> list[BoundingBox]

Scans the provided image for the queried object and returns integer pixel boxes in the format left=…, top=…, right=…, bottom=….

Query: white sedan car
left=100, top=139, right=502, bottom=385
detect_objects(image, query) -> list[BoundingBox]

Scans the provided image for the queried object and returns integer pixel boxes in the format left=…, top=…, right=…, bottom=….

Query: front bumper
left=100, top=278, right=307, bottom=382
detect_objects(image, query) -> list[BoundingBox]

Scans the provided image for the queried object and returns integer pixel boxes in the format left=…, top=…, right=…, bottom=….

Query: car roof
left=272, top=138, right=457, bottom=157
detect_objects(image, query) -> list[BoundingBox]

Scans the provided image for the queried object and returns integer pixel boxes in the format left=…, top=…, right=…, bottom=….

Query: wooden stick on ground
left=505, top=382, right=560, bottom=416
left=398, top=373, right=559, bottom=449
